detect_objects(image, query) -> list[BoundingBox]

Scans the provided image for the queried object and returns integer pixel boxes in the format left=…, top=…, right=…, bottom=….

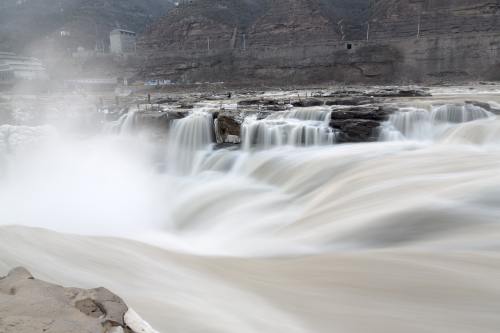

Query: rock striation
left=138, top=0, right=500, bottom=84
left=0, top=267, right=157, bottom=333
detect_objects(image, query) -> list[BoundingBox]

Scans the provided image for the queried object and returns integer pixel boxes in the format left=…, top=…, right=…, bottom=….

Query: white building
left=0, top=52, right=48, bottom=82
left=110, top=29, right=137, bottom=54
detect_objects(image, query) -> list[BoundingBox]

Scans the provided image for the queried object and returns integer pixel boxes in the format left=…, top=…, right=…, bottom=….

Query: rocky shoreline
left=0, top=267, right=157, bottom=333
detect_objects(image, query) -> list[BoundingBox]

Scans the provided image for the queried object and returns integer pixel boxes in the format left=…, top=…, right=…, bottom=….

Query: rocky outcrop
left=330, top=105, right=394, bottom=143
left=215, top=112, right=243, bottom=144
left=137, top=0, right=370, bottom=83
left=138, top=0, right=500, bottom=84
left=0, top=267, right=157, bottom=333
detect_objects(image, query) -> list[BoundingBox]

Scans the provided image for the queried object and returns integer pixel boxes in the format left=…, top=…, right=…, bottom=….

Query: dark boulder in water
left=291, top=98, right=324, bottom=107
left=332, top=119, right=381, bottom=143
left=330, top=105, right=394, bottom=143
left=326, top=96, right=375, bottom=106
left=216, top=113, right=243, bottom=144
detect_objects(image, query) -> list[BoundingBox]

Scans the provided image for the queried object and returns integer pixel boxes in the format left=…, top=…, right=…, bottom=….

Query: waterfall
left=119, top=109, right=139, bottom=135
left=380, top=104, right=494, bottom=141
left=166, top=110, right=215, bottom=175
left=103, top=108, right=139, bottom=135
left=6, top=94, right=500, bottom=333
left=267, top=107, right=332, bottom=121
left=241, top=108, right=335, bottom=150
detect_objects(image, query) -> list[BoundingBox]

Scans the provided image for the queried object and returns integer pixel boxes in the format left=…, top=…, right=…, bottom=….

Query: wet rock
left=330, top=105, right=391, bottom=122
left=215, top=113, right=242, bottom=144
left=291, top=98, right=324, bottom=107
left=326, top=96, right=375, bottom=106
left=0, top=267, right=154, bottom=333
left=330, top=105, right=394, bottom=143
left=363, top=87, right=431, bottom=98
left=332, top=119, right=381, bottom=143
left=178, top=101, right=195, bottom=109
left=237, top=99, right=261, bottom=106
left=238, top=98, right=284, bottom=106
left=265, top=104, right=289, bottom=111
left=154, top=97, right=179, bottom=104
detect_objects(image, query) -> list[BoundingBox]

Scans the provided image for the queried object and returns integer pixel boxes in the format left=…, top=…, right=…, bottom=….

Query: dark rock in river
left=216, top=113, right=243, bottom=144
left=332, top=119, right=381, bottom=143
left=291, top=98, right=324, bottom=107
left=326, top=96, right=375, bottom=106
left=330, top=105, right=393, bottom=143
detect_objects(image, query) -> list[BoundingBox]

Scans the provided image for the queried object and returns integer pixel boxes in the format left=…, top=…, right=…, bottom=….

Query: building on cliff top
left=110, top=29, right=137, bottom=55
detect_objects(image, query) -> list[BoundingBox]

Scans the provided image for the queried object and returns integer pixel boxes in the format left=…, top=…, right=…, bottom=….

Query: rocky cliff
left=138, top=0, right=500, bottom=84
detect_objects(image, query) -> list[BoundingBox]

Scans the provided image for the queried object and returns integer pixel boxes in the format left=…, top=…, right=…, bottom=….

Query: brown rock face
left=248, top=0, right=340, bottom=48
left=138, top=0, right=500, bottom=84
left=138, top=0, right=368, bottom=83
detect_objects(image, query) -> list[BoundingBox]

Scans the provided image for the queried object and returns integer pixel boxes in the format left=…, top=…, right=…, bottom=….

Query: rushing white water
left=380, top=104, right=494, bottom=141
left=3, top=97, right=500, bottom=332
left=242, top=107, right=335, bottom=150
left=103, top=108, right=140, bottom=135
left=166, top=110, right=215, bottom=175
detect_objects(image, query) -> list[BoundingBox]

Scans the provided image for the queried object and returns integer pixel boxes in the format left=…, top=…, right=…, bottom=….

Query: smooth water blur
left=379, top=104, right=494, bottom=141
left=242, top=107, right=335, bottom=150
left=2, top=97, right=500, bottom=332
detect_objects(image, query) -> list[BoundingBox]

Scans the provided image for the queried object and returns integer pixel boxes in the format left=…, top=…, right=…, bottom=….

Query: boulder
left=291, top=98, right=324, bottom=107
left=330, top=105, right=395, bottom=143
left=238, top=98, right=284, bottom=106
left=215, top=113, right=242, bottom=144
left=332, top=119, right=381, bottom=143
left=325, top=96, right=375, bottom=106
left=330, top=105, right=392, bottom=122
left=363, top=87, right=431, bottom=98
left=0, top=267, right=156, bottom=333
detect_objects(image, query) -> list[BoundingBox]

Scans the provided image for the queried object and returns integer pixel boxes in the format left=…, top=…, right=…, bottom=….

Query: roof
left=110, top=29, right=136, bottom=35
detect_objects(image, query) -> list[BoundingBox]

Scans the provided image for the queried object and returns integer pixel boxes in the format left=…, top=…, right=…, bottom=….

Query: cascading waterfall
left=380, top=104, right=494, bottom=141
left=104, top=108, right=140, bottom=135
left=119, top=109, right=139, bottom=135
left=166, top=110, right=215, bottom=175
left=241, top=107, right=335, bottom=150
left=5, top=95, right=500, bottom=333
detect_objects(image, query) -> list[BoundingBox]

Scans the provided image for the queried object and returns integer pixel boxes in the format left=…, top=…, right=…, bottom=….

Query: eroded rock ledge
left=0, top=267, right=157, bottom=333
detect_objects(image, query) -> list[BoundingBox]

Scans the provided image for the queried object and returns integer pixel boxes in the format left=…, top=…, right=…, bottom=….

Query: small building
left=110, top=29, right=137, bottom=54
left=0, top=52, right=48, bottom=83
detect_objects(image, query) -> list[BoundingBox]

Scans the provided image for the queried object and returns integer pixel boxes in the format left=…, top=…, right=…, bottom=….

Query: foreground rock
left=0, top=267, right=158, bottom=333
left=330, top=105, right=395, bottom=143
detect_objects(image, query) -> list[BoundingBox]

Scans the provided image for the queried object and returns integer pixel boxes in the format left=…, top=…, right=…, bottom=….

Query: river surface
left=1, top=90, right=500, bottom=333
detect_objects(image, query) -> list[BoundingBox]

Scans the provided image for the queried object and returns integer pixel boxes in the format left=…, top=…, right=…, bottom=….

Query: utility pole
left=417, top=15, right=421, bottom=39
left=366, top=22, right=370, bottom=41
left=243, top=34, right=246, bottom=50
left=207, top=37, right=210, bottom=51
